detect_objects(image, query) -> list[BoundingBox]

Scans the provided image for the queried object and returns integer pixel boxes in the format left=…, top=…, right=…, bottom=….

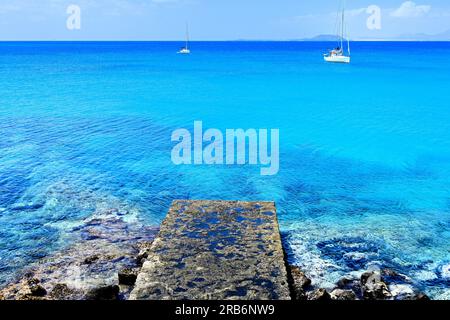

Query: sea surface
left=0, top=42, right=449, bottom=299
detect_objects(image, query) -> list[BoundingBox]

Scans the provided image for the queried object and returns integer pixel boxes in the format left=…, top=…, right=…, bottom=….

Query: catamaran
left=324, top=1, right=351, bottom=64
left=178, top=23, right=191, bottom=54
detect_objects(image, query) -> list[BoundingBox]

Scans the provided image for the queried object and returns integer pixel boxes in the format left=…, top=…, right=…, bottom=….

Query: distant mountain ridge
left=208, top=31, right=450, bottom=42
left=299, top=30, right=450, bottom=42
left=298, top=34, right=346, bottom=42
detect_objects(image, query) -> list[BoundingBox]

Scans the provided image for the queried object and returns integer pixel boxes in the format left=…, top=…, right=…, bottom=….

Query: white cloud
left=390, top=1, right=431, bottom=18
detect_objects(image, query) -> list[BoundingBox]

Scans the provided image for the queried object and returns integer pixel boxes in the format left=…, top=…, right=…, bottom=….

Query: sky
left=0, top=0, right=450, bottom=40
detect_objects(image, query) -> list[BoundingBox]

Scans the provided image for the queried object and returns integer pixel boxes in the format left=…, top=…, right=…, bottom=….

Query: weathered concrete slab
left=130, top=200, right=291, bottom=300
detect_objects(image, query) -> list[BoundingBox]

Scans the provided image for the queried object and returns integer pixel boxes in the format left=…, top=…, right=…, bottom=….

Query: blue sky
left=0, top=0, right=450, bottom=40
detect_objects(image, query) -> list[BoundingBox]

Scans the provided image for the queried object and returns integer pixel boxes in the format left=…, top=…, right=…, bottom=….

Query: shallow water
left=0, top=42, right=449, bottom=298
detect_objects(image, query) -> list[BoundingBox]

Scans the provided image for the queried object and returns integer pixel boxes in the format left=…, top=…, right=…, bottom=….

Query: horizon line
left=1, top=39, right=450, bottom=42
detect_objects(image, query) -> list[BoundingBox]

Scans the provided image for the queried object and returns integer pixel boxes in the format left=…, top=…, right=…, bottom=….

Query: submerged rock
left=382, top=268, right=411, bottom=284
left=316, top=236, right=382, bottom=270
left=11, top=202, right=44, bottom=211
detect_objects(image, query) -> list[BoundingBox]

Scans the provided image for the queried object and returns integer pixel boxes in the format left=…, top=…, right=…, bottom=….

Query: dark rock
left=136, top=251, right=149, bottom=266
left=118, top=268, right=138, bottom=286
left=307, top=288, right=331, bottom=301
left=330, top=289, right=357, bottom=300
left=316, top=237, right=381, bottom=269
left=382, top=268, right=411, bottom=284
left=27, top=279, right=47, bottom=297
left=361, top=271, right=391, bottom=300
left=382, top=268, right=400, bottom=278
left=337, top=276, right=362, bottom=298
left=86, top=285, right=120, bottom=300
left=81, top=228, right=103, bottom=240
left=288, top=265, right=311, bottom=300
left=415, top=293, right=430, bottom=300
left=290, top=266, right=312, bottom=289
left=49, top=284, right=79, bottom=300
left=136, top=241, right=154, bottom=265
left=337, top=276, right=354, bottom=288
left=83, top=255, right=100, bottom=265
left=11, top=202, right=44, bottom=211
left=30, top=286, right=47, bottom=297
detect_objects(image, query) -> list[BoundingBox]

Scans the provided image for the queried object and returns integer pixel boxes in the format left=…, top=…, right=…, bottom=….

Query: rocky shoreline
left=0, top=248, right=431, bottom=300
left=0, top=251, right=430, bottom=301
left=0, top=240, right=154, bottom=300
left=0, top=212, right=158, bottom=300
left=0, top=212, right=433, bottom=301
left=287, top=265, right=429, bottom=301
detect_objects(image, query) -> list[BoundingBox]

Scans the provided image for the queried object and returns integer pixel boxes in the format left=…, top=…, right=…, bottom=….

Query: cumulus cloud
left=390, top=1, right=431, bottom=18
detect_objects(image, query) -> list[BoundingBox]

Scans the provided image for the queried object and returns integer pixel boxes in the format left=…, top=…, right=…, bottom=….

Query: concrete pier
left=130, top=200, right=291, bottom=300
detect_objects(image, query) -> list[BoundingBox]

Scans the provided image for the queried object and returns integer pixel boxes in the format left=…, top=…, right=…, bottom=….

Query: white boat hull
left=178, top=49, right=191, bottom=54
left=324, top=55, right=350, bottom=64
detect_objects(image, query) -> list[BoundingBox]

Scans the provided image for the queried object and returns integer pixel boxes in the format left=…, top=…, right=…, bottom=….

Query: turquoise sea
left=0, top=42, right=449, bottom=299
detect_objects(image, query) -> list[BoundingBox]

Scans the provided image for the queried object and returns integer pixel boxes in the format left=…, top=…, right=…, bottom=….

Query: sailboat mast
left=341, top=2, right=344, bottom=50
left=325, top=0, right=351, bottom=62
left=347, top=28, right=351, bottom=56
left=185, top=23, right=189, bottom=50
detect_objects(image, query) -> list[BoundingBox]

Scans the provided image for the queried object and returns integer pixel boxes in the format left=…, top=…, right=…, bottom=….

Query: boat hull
left=324, top=55, right=350, bottom=64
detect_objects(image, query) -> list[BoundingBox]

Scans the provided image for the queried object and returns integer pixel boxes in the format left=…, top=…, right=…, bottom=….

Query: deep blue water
left=0, top=42, right=449, bottom=298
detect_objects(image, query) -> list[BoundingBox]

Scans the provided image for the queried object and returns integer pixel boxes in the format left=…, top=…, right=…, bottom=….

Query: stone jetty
left=130, top=200, right=291, bottom=300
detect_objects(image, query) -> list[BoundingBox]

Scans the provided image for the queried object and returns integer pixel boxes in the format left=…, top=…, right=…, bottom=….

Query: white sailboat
left=178, top=23, right=191, bottom=54
left=324, top=1, right=351, bottom=64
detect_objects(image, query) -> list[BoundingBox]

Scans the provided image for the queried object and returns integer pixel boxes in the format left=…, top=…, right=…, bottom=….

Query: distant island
left=297, top=34, right=346, bottom=42
left=299, top=30, right=450, bottom=42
